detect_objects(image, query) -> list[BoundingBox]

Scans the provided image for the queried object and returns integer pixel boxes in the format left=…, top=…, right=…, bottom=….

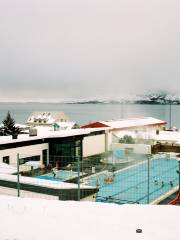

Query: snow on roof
left=114, top=130, right=180, bottom=143
left=101, top=117, right=166, bottom=129
left=154, top=131, right=180, bottom=142
left=27, top=111, right=69, bottom=124
left=55, top=121, right=75, bottom=127
left=0, top=174, right=95, bottom=190
left=0, top=126, right=107, bottom=145
left=0, top=196, right=180, bottom=240
left=0, top=123, right=29, bottom=129
left=0, top=128, right=93, bottom=145
left=23, top=161, right=41, bottom=168
left=0, top=163, right=17, bottom=174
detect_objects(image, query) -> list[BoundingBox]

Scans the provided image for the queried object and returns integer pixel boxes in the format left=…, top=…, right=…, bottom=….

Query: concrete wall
left=83, top=134, right=106, bottom=157
left=0, top=143, right=49, bottom=167
left=0, top=186, right=96, bottom=202
left=0, top=186, right=58, bottom=200
left=111, top=143, right=151, bottom=154
left=114, top=125, right=165, bottom=131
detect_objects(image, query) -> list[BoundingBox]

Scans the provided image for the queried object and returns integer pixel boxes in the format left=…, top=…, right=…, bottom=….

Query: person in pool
left=52, top=170, right=56, bottom=178
left=161, top=181, right=164, bottom=187
left=170, top=181, right=173, bottom=187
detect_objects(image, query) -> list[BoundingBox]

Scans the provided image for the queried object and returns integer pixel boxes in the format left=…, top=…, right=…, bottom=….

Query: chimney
left=29, top=128, right=37, bottom=137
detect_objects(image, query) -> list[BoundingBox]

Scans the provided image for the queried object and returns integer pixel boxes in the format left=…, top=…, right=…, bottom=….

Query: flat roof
left=101, top=117, right=166, bottom=129
left=0, top=173, right=95, bottom=190
left=82, top=117, right=166, bottom=129
left=0, top=127, right=107, bottom=146
left=0, top=163, right=17, bottom=174
left=0, top=128, right=95, bottom=145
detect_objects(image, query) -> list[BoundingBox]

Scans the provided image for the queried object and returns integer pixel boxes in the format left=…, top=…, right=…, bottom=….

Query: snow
left=0, top=174, right=95, bottom=189
left=0, top=195, right=180, bottom=240
left=0, top=126, right=110, bottom=145
left=0, top=128, right=92, bottom=145
left=101, top=117, right=166, bottom=129
left=23, top=161, right=41, bottom=169
left=114, top=130, right=180, bottom=143
left=0, top=163, right=17, bottom=174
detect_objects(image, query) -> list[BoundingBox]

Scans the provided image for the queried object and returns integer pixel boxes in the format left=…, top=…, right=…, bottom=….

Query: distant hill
left=65, top=93, right=180, bottom=105
left=134, top=93, right=180, bottom=105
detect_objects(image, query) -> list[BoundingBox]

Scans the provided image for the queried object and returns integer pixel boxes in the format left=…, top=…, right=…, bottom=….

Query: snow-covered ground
left=0, top=196, right=180, bottom=240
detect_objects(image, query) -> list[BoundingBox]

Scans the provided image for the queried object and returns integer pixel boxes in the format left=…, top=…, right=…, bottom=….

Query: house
left=81, top=117, right=166, bottom=132
left=26, top=112, right=70, bottom=127
left=82, top=117, right=167, bottom=156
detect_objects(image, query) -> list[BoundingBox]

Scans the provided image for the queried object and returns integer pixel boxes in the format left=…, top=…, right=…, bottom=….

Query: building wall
left=0, top=143, right=49, bottom=167
left=0, top=186, right=58, bottom=200
left=113, top=124, right=165, bottom=132
left=111, top=143, right=151, bottom=154
left=0, top=186, right=96, bottom=202
left=83, top=134, right=106, bottom=157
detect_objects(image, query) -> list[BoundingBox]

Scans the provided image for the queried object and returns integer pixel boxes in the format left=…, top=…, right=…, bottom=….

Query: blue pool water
left=85, top=158, right=179, bottom=204
left=35, top=170, right=78, bottom=182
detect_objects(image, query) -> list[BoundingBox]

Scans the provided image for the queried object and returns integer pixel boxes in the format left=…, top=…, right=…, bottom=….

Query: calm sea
left=0, top=103, right=179, bottom=128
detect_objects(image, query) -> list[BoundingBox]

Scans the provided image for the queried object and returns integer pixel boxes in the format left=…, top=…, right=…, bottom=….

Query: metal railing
left=0, top=152, right=179, bottom=204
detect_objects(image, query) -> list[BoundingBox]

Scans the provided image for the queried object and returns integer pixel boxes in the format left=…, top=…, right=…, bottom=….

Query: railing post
left=17, top=153, right=20, bottom=197
left=77, top=156, right=80, bottom=201
left=147, top=154, right=150, bottom=204
left=169, top=102, right=172, bottom=129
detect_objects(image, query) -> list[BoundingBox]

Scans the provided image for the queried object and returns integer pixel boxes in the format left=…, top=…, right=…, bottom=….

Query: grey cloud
left=0, top=0, right=180, bottom=101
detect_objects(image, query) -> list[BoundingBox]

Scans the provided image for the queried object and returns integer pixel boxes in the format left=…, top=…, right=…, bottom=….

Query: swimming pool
left=83, top=158, right=179, bottom=204
left=35, top=170, right=79, bottom=182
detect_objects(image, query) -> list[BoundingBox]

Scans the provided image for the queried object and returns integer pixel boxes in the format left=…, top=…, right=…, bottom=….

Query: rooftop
left=82, top=117, right=166, bottom=130
left=0, top=128, right=105, bottom=145
left=102, top=117, right=166, bottom=129
left=0, top=173, right=95, bottom=190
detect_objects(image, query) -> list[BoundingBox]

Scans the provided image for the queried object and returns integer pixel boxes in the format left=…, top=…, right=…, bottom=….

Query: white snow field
left=0, top=195, right=180, bottom=240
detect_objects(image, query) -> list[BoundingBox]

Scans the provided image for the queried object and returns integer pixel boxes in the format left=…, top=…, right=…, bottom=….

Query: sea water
left=0, top=102, right=179, bottom=127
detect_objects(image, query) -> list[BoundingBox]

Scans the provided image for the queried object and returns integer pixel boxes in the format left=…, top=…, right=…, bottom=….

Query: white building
left=26, top=112, right=70, bottom=126
left=0, top=128, right=108, bottom=168
left=81, top=117, right=167, bottom=155
left=81, top=117, right=166, bottom=132
left=0, top=128, right=106, bottom=201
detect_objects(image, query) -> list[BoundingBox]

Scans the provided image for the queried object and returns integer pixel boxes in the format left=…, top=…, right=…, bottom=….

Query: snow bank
left=0, top=195, right=180, bottom=240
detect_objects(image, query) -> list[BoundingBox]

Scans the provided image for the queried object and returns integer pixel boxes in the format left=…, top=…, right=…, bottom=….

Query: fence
left=0, top=152, right=180, bottom=205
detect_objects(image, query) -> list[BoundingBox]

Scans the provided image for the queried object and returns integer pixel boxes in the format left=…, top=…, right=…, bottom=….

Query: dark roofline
left=0, top=135, right=85, bottom=150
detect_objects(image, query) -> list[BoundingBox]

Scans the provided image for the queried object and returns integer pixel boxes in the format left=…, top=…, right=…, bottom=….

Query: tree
left=1, top=111, right=20, bottom=137
left=119, top=135, right=135, bottom=144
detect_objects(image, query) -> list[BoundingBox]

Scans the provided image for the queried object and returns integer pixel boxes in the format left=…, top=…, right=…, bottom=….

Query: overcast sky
left=0, top=0, right=180, bottom=101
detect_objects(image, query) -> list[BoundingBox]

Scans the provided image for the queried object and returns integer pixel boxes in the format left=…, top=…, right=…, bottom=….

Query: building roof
left=82, top=117, right=166, bottom=130
left=0, top=163, right=17, bottom=174
left=0, top=128, right=105, bottom=145
left=0, top=173, right=96, bottom=190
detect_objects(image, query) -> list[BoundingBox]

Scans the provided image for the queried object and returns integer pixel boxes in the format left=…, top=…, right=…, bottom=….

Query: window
left=43, top=149, right=48, bottom=166
left=3, top=156, right=10, bottom=164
